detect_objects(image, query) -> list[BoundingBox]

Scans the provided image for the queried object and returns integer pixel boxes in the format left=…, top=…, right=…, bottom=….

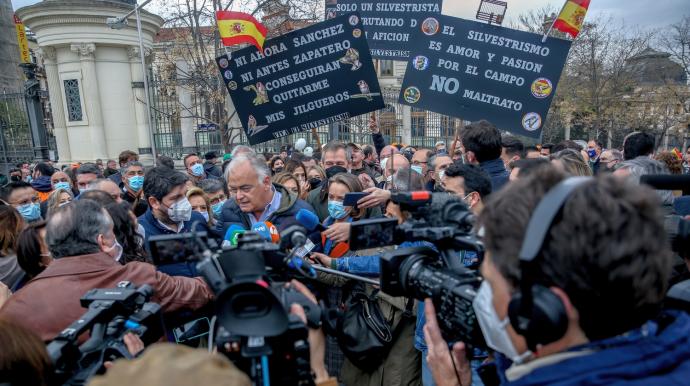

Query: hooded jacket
left=216, top=183, right=314, bottom=236
left=31, top=175, right=53, bottom=202
left=506, top=310, right=690, bottom=386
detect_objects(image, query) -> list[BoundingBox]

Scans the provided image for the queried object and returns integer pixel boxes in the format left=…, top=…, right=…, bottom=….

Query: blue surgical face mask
left=328, top=200, right=348, bottom=220
left=190, top=163, right=204, bottom=177
left=211, top=200, right=225, bottom=218
left=128, top=175, right=144, bottom=192
left=587, top=149, right=597, bottom=158
left=54, top=182, right=71, bottom=191
left=198, top=210, right=210, bottom=222
left=18, top=203, right=41, bottom=221
left=78, top=188, right=89, bottom=196
left=411, top=165, right=423, bottom=175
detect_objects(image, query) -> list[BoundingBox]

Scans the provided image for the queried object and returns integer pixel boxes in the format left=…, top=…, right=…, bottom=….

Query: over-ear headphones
left=507, top=177, right=591, bottom=351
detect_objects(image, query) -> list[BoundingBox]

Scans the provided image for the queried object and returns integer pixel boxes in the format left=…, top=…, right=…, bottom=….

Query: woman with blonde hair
left=551, top=148, right=593, bottom=177
left=186, top=187, right=215, bottom=228
left=45, top=188, right=74, bottom=218
left=273, top=172, right=305, bottom=199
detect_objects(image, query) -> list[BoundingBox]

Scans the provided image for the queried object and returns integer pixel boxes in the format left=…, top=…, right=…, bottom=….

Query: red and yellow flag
left=216, top=11, right=268, bottom=51
left=553, top=0, right=590, bottom=39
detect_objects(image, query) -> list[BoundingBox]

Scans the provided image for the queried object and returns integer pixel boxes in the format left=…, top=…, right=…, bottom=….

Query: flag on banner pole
left=553, top=0, right=590, bottom=38
left=216, top=11, right=268, bottom=51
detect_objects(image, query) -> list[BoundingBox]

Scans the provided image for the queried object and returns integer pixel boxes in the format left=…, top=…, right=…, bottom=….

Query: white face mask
left=472, top=281, right=530, bottom=363
left=104, top=238, right=123, bottom=262
left=167, top=197, right=192, bottom=222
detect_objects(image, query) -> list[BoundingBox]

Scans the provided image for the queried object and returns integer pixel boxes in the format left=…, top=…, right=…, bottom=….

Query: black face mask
left=273, top=167, right=284, bottom=174
left=325, top=165, right=348, bottom=179
left=309, top=177, right=322, bottom=190
left=10, top=175, right=21, bottom=182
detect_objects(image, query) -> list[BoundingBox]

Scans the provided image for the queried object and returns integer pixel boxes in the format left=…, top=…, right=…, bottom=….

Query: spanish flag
left=552, top=0, right=590, bottom=39
left=216, top=11, right=268, bottom=51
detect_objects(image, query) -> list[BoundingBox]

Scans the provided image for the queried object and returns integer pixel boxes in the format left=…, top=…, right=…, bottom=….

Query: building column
left=128, top=46, right=153, bottom=164
left=402, top=104, right=412, bottom=145
left=39, top=46, right=71, bottom=161
left=71, top=43, right=107, bottom=160
left=176, top=59, right=196, bottom=149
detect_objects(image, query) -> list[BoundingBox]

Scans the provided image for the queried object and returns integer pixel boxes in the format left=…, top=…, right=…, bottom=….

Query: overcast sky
left=12, top=0, right=689, bottom=30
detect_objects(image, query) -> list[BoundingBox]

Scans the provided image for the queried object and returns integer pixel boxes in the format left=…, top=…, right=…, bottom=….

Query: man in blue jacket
left=217, top=153, right=313, bottom=236
left=138, top=166, right=208, bottom=277
left=423, top=167, right=690, bottom=386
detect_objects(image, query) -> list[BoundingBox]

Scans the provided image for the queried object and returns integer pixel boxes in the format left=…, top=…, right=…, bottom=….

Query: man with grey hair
left=230, top=145, right=256, bottom=158
left=614, top=156, right=674, bottom=208
left=0, top=199, right=213, bottom=341
left=217, top=154, right=313, bottom=235
left=599, top=149, right=623, bottom=173
left=88, top=178, right=124, bottom=203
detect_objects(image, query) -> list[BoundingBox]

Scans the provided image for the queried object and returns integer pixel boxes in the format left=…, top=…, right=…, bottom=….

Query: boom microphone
left=296, top=209, right=327, bottom=232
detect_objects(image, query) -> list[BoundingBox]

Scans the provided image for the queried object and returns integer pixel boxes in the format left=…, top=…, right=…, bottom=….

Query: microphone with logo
left=251, top=221, right=280, bottom=244
left=222, top=224, right=246, bottom=248
left=295, top=209, right=327, bottom=232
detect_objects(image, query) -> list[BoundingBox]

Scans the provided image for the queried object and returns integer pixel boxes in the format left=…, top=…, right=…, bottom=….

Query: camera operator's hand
left=423, top=299, right=472, bottom=386
left=358, top=187, right=391, bottom=209
left=323, top=222, right=351, bottom=244
left=309, top=252, right=333, bottom=269
left=104, top=333, right=145, bottom=369
left=287, top=280, right=330, bottom=383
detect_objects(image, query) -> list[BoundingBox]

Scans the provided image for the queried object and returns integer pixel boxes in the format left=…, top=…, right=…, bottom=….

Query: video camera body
left=350, top=191, right=485, bottom=346
left=47, top=282, right=163, bottom=386
left=148, top=229, right=321, bottom=386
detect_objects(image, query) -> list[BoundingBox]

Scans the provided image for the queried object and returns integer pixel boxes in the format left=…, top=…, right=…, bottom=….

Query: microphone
left=223, top=224, right=245, bottom=247
left=251, top=221, right=281, bottom=244
left=265, top=221, right=280, bottom=244
left=296, top=209, right=327, bottom=232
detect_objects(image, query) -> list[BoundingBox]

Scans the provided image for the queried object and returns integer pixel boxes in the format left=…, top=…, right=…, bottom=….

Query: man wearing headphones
left=423, top=167, right=690, bottom=385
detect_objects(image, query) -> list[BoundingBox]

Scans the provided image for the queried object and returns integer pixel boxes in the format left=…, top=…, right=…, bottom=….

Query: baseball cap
left=303, top=147, right=314, bottom=157
left=222, top=153, right=232, bottom=162
left=435, top=141, right=445, bottom=147
left=347, top=142, right=362, bottom=151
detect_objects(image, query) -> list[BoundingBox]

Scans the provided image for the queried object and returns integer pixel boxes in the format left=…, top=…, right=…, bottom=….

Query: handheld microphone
left=222, top=224, right=245, bottom=247
left=264, top=221, right=280, bottom=244
left=296, top=209, right=327, bottom=232
left=251, top=222, right=272, bottom=242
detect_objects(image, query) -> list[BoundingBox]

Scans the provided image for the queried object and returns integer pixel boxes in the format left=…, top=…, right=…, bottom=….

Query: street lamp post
left=107, top=0, right=157, bottom=162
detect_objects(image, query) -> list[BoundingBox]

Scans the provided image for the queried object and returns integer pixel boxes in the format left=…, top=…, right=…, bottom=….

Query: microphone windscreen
left=251, top=222, right=273, bottom=242
left=265, top=221, right=280, bottom=244
left=296, top=209, right=320, bottom=231
left=223, top=224, right=246, bottom=246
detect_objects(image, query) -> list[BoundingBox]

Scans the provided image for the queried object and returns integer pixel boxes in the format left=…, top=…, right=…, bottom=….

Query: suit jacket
left=0, top=252, right=213, bottom=342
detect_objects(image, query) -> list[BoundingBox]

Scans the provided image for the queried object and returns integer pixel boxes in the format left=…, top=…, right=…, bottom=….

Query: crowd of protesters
left=1, top=118, right=689, bottom=386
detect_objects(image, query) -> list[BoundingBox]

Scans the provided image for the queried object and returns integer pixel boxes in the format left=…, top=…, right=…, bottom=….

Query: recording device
left=640, top=174, right=690, bottom=256
left=149, top=229, right=321, bottom=386
left=296, top=208, right=327, bottom=232
left=47, top=282, right=163, bottom=386
left=343, top=192, right=369, bottom=207
left=349, top=191, right=485, bottom=345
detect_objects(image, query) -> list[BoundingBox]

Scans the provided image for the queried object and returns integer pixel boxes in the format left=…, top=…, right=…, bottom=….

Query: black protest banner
left=398, top=15, right=572, bottom=138
left=325, top=0, right=443, bottom=60
left=216, top=13, right=384, bottom=145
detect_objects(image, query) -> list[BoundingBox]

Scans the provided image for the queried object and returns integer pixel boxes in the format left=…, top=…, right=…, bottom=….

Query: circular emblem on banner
left=412, top=55, right=429, bottom=71
left=403, top=87, right=421, bottom=104
left=349, top=15, right=359, bottom=26
left=522, top=112, right=542, bottom=131
left=228, top=81, right=238, bottom=91
left=421, top=18, right=439, bottom=36
left=219, top=58, right=229, bottom=68
left=531, top=78, right=553, bottom=99
left=224, top=70, right=233, bottom=80
left=353, top=28, right=362, bottom=38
